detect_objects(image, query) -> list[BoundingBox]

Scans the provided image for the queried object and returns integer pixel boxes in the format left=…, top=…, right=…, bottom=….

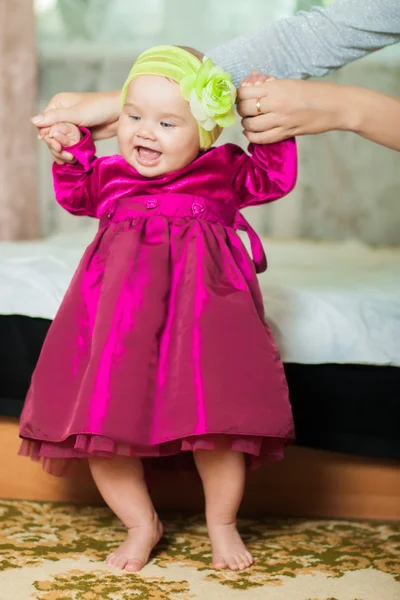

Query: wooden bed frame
left=1, top=417, right=399, bottom=520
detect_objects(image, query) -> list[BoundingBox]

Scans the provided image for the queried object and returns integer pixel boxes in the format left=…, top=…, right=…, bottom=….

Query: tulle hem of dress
left=19, top=433, right=291, bottom=476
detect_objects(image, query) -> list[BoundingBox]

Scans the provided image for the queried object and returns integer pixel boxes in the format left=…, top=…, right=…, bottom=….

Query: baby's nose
left=137, top=125, right=156, bottom=140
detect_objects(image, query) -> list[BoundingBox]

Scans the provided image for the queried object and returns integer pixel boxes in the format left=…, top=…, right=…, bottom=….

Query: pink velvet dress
left=19, top=128, right=297, bottom=475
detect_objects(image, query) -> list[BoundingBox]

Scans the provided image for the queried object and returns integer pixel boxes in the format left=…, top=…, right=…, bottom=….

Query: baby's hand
left=42, top=122, right=81, bottom=165
left=240, top=70, right=276, bottom=87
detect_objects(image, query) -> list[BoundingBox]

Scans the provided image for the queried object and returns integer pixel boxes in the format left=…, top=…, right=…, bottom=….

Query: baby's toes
left=227, top=555, right=240, bottom=571
left=212, top=554, right=227, bottom=569
left=238, top=552, right=252, bottom=569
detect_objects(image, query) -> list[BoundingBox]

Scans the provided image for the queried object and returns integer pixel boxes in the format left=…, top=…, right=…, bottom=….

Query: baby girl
left=20, top=45, right=296, bottom=572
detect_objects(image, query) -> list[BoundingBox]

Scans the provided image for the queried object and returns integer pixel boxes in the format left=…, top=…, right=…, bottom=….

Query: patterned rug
left=0, top=500, right=399, bottom=600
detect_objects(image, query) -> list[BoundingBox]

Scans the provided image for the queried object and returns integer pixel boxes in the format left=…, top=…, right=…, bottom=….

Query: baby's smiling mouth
left=135, top=146, right=162, bottom=165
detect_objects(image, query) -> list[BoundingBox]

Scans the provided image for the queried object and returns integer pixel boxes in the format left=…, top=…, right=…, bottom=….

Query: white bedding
left=1, top=230, right=399, bottom=367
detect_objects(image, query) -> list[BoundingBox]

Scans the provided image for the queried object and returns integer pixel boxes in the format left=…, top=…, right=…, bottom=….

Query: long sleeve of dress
left=208, top=0, right=400, bottom=86
left=52, top=127, right=101, bottom=218
left=230, top=139, right=297, bottom=209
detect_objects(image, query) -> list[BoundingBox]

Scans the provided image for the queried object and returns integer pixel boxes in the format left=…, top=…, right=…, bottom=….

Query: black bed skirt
left=1, top=315, right=399, bottom=460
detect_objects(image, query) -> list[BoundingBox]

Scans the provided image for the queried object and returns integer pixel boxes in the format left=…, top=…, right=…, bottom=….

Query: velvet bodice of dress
left=53, top=128, right=297, bottom=219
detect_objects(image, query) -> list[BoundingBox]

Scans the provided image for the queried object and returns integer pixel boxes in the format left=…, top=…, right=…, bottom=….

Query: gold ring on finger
left=255, top=99, right=262, bottom=114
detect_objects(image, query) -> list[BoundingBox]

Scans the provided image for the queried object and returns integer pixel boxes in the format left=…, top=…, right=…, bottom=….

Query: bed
left=0, top=230, right=399, bottom=518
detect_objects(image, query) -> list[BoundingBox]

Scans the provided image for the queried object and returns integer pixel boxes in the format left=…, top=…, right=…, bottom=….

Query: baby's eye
left=129, top=115, right=141, bottom=121
left=160, top=121, right=174, bottom=129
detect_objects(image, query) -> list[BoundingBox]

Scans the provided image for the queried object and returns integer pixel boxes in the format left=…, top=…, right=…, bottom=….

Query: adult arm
left=208, top=0, right=400, bottom=86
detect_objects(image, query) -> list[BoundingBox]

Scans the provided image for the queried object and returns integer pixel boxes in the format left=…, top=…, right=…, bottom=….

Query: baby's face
left=118, top=75, right=200, bottom=177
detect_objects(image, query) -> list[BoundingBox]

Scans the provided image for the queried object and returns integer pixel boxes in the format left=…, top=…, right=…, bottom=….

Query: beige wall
left=0, top=0, right=38, bottom=240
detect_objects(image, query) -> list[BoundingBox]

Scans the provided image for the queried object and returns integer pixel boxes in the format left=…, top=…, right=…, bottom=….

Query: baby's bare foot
left=208, top=522, right=253, bottom=571
left=106, top=515, right=163, bottom=572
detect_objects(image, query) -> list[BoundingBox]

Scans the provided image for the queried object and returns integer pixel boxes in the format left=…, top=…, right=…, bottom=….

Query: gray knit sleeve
left=208, top=0, right=400, bottom=86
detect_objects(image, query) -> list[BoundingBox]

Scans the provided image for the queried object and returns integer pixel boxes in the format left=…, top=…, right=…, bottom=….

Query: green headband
left=120, top=45, right=236, bottom=149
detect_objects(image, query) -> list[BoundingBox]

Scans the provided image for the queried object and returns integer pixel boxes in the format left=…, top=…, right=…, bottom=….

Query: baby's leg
left=89, top=456, right=163, bottom=572
left=194, top=449, right=253, bottom=571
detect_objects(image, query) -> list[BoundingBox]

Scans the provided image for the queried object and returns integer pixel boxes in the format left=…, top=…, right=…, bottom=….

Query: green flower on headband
left=181, top=57, right=236, bottom=131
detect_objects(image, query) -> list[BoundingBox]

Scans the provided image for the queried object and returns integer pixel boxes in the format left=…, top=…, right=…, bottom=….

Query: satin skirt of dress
left=19, top=195, right=295, bottom=475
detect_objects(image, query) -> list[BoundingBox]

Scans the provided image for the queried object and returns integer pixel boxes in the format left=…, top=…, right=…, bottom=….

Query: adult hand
left=237, top=78, right=349, bottom=144
left=32, top=90, right=120, bottom=164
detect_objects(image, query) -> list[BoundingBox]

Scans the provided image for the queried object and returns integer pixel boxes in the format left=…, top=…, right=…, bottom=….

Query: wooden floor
left=1, top=417, right=399, bottom=520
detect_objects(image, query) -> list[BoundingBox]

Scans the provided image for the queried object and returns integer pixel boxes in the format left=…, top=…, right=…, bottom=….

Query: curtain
left=0, top=0, right=38, bottom=240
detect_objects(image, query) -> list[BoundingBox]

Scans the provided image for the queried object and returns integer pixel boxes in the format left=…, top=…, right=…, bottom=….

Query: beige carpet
left=0, top=499, right=399, bottom=599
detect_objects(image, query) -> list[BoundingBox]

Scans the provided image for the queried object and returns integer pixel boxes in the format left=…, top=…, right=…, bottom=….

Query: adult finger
left=244, top=128, right=288, bottom=145
left=237, top=83, right=270, bottom=102
left=31, top=106, right=82, bottom=128
left=241, top=113, right=279, bottom=133
left=237, top=96, right=273, bottom=118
